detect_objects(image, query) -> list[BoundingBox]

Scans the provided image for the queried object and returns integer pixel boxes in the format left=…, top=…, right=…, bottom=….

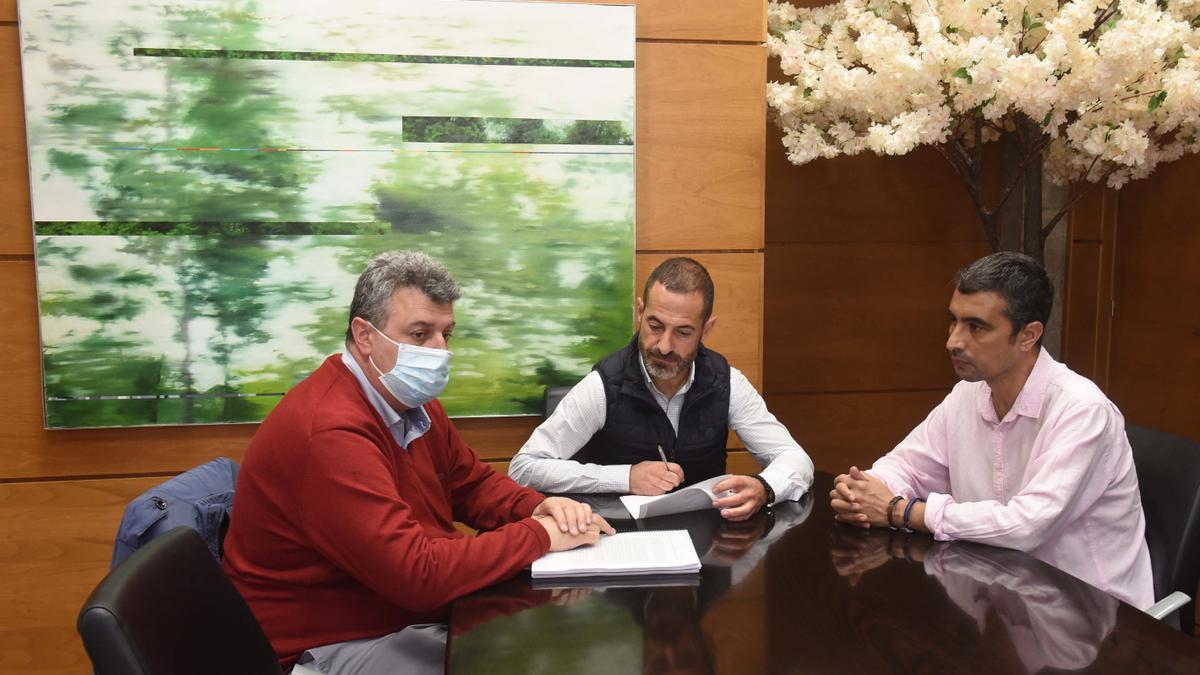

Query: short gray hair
left=345, top=250, right=462, bottom=342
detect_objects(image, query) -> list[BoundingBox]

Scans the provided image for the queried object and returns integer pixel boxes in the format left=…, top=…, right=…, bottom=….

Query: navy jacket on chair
left=111, top=457, right=239, bottom=568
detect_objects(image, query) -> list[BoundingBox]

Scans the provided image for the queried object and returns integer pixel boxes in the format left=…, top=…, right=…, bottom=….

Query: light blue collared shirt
left=340, top=347, right=431, bottom=450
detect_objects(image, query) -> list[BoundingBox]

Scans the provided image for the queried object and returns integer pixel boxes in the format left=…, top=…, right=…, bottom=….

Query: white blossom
left=766, top=0, right=1200, bottom=189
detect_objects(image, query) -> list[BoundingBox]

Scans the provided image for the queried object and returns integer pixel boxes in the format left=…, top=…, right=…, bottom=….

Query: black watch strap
left=751, top=474, right=775, bottom=510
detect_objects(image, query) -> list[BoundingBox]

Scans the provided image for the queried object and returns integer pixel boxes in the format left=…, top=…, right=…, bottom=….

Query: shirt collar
left=637, top=351, right=696, bottom=401
left=977, top=347, right=1056, bottom=423
left=339, top=347, right=430, bottom=447
left=1012, top=347, right=1056, bottom=418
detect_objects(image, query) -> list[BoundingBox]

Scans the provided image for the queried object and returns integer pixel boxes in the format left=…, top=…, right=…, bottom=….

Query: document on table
left=532, top=573, right=702, bottom=590
left=531, top=530, right=701, bottom=578
left=619, top=474, right=733, bottom=519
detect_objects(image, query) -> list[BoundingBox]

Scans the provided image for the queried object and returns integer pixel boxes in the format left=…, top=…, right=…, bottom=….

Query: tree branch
left=971, top=119, right=982, bottom=190
left=1041, top=165, right=1118, bottom=240
left=991, top=134, right=1053, bottom=216
left=935, top=140, right=995, bottom=247
left=1082, top=2, right=1120, bottom=43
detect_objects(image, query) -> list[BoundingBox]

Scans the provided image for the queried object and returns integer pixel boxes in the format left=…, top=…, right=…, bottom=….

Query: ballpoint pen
left=656, top=444, right=670, bottom=471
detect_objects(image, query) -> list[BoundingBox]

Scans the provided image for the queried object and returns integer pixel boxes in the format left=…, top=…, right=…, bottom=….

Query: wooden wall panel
left=1107, top=326, right=1200, bottom=438
left=0, top=27, right=31, bottom=256
left=1107, top=155, right=1200, bottom=440
left=0, top=0, right=12, bottom=22
left=0, top=477, right=161, bottom=675
left=636, top=252, right=762, bottom=389
left=1063, top=241, right=1102, bottom=379
left=637, top=43, right=765, bottom=251
left=768, top=391, right=944, bottom=473
left=766, top=145, right=993, bottom=245
left=1061, top=182, right=1118, bottom=388
left=765, top=241, right=988, bottom=394
left=763, top=111, right=993, bottom=476
left=635, top=0, right=763, bottom=42
left=553, top=0, right=764, bottom=42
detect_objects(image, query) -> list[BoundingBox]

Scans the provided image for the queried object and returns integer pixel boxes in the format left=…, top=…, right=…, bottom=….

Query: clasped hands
left=830, top=466, right=901, bottom=529
left=629, top=461, right=767, bottom=522
left=533, top=496, right=615, bottom=551
left=830, top=527, right=932, bottom=586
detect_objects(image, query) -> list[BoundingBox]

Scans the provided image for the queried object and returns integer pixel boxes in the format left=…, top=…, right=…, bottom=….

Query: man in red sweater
left=222, top=250, right=612, bottom=673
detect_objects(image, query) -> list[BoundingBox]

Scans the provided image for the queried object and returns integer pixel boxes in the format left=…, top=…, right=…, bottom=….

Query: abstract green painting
left=18, top=0, right=635, bottom=428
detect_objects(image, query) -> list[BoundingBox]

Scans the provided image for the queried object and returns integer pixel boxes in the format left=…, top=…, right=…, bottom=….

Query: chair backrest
left=78, top=526, right=282, bottom=675
left=111, top=457, right=239, bottom=569
left=1128, top=424, right=1200, bottom=633
left=543, top=385, right=573, bottom=420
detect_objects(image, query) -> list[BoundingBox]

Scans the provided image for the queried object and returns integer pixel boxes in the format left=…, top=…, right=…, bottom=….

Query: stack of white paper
left=619, top=474, right=733, bottom=519
left=531, top=530, right=701, bottom=578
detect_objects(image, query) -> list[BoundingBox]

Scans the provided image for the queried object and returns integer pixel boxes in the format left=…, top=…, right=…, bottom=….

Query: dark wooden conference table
left=448, top=472, right=1200, bottom=674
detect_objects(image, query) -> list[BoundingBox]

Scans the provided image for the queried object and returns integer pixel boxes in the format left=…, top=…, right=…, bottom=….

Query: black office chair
left=78, top=526, right=282, bottom=675
left=1128, top=424, right=1200, bottom=634
left=543, top=385, right=573, bottom=420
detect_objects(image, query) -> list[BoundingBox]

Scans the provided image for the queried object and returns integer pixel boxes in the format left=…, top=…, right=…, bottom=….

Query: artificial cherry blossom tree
left=767, top=0, right=1200, bottom=262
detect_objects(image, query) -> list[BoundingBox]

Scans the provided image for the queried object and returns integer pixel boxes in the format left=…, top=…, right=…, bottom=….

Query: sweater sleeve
left=429, top=402, right=549, bottom=530
left=297, top=425, right=550, bottom=614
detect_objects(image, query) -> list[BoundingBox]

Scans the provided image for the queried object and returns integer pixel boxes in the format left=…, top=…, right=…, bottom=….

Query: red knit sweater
left=221, top=355, right=551, bottom=668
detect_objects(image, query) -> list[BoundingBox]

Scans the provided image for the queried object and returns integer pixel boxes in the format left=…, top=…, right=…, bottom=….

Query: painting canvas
left=18, top=0, right=635, bottom=428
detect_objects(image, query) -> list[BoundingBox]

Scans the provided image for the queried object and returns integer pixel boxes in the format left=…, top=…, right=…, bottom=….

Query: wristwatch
left=750, top=474, right=775, bottom=511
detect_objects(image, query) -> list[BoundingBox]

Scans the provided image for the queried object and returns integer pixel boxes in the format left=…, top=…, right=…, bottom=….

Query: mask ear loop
left=367, top=321, right=402, bottom=347
left=361, top=321, right=404, bottom=382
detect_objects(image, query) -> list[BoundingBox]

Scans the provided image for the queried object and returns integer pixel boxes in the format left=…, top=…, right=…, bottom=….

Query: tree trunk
left=1000, top=114, right=1046, bottom=265
left=997, top=114, right=1067, bottom=355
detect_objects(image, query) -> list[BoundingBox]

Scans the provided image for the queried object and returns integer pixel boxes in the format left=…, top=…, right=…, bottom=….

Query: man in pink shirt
left=830, top=252, right=1154, bottom=608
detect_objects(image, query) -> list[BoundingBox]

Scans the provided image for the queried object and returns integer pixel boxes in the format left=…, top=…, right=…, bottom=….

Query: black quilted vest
left=575, top=334, right=730, bottom=486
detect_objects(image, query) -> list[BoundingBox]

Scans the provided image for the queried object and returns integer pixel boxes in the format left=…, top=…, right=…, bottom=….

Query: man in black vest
left=509, top=257, right=813, bottom=521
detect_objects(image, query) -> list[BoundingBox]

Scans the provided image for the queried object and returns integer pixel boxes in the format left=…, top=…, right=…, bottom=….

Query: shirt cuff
left=598, top=465, right=629, bottom=493
left=923, top=492, right=953, bottom=541
left=756, top=468, right=788, bottom=506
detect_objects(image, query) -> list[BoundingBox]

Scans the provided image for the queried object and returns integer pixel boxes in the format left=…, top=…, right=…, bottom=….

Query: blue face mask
left=367, top=323, right=452, bottom=408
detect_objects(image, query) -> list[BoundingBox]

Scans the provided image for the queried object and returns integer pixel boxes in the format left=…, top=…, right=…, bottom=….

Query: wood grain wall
left=1064, top=156, right=1200, bottom=441
left=0, top=2, right=769, bottom=673
left=765, top=129, right=1200, bottom=474
left=763, top=127, right=993, bottom=472
left=1105, top=155, right=1200, bottom=440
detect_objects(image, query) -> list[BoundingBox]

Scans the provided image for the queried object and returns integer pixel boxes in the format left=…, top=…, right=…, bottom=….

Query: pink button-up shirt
left=869, top=348, right=1154, bottom=609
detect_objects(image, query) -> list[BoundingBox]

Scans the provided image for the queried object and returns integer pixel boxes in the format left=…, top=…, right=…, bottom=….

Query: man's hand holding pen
left=629, top=445, right=685, bottom=495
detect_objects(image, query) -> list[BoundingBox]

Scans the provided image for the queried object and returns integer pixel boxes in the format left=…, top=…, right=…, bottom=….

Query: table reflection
left=449, top=475, right=1200, bottom=675
left=450, top=499, right=811, bottom=674
left=829, top=528, right=1118, bottom=673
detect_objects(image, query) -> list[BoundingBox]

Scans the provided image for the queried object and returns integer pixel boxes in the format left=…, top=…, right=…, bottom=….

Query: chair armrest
left=1145, top=591, right=1191, bottom=621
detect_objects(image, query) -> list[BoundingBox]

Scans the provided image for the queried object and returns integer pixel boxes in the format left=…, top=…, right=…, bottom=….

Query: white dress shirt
left=508, top=355, right=814, bottom=502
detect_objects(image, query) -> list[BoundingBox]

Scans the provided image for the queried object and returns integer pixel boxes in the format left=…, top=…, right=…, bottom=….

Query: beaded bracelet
left=886, top=495, right=904, bottom=530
